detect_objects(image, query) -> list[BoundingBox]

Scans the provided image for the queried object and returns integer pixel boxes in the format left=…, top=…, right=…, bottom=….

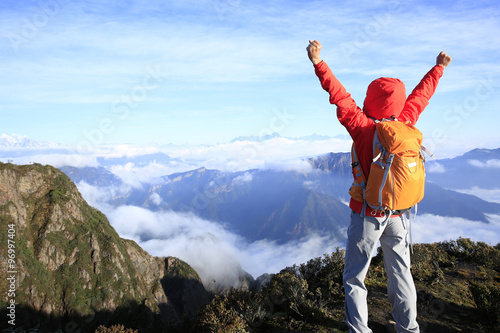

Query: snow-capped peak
left=0, top=134, right=61, bottom=149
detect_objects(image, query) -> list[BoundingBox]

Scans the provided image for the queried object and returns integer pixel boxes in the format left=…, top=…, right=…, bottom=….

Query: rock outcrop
left=0, top=162, right=208, bottom=332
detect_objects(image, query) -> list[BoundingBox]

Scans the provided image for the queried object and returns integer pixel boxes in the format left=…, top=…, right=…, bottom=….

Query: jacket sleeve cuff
left=432, top=64, right=445, bottom=77
left=313, top=60, right=325, bottom=69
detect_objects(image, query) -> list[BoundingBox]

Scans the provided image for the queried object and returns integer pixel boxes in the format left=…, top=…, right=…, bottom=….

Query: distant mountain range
left=0, top=133, right=62, bottom=149
left=0, top=132, right=348, bottom=150
left=426, top=147, right=500, bottom=190
left=134, top=167, right=351, bottom=243
left=61, top=165, right=124, bottom=187
left=59, top=148, right=500, bottom=244
left=230, top=132, right=349, bottom=142
left=3, top=133, right=499, bottom=239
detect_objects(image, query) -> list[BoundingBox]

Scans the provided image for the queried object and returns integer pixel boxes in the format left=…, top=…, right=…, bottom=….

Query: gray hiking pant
left=343, top=211, right=419, bottom=333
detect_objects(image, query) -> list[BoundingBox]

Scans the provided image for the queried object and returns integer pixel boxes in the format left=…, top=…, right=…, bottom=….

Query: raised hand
left=436, top=51, right=452, bottom=68
left=307, top=40, right=323, bottom=65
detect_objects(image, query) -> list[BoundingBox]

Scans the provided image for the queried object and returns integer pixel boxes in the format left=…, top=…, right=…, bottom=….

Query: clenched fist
left=436, top=51, right=452, bottom=68
left=307, top=40, right=322, bottom=65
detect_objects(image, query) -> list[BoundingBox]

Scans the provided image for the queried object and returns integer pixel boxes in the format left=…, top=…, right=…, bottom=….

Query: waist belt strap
left=404, top=204, right=417, bottom=254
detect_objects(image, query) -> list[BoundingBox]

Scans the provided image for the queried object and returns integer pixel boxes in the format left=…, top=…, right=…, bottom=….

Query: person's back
left=307, top=40, right=451, bottom=333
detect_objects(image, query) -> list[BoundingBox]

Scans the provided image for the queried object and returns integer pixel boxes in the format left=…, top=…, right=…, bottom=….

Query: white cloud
left=150, top=192, right=163, bottom=205
left=3, top=0, right=500, bottom=151
left=426, top=162, right=445, bottom=174
left=468, top=159, right=500, bottom=169
left=76, top=181, right=132, bottom=211
left=110, top=206, right=500, bottom=287
left=1, top=152, right=99, bottom=168
left=106, top=206, right=250, bottom=287
left=241, top=232, right=346, bottom=277
left=303, top=180, right=318, bottom=190
left=0, top=3, right=312, bottom=106
left=97, top=144, right=165, bottom=158
left=1, top=137, right=352, bottom=194
left=264, top=158, right=315, bottom=174
left=421, top=138, right=486, bottom=160
left=167, top=137, right=352, bottom=172
left=109, top=161, right=173, bottom=188
left=454, top=187, right=500, bottom=204
left=104, top=205, right=346, bottom=287
left=80, top=177, right=500, bottom=290
left=340, top=198, right=350, bottom=207
left=232, top=171, right=253, bottom=185
left=411, top=214, right=500, bottom=246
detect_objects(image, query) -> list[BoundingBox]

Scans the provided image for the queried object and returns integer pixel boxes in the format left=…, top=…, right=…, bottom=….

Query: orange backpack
left=349, top=118, right=432, bottom=213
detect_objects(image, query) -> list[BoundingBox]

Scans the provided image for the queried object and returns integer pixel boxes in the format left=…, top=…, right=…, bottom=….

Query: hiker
left=306, top=40, right=451, bottom=333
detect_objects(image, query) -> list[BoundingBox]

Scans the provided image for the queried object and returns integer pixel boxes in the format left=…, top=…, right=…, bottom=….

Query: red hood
left=363, top=77, right=406, bottom=120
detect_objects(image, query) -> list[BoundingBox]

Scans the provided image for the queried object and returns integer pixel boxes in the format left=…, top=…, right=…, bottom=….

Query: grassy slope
left=193, top=238, right=500, bottom=333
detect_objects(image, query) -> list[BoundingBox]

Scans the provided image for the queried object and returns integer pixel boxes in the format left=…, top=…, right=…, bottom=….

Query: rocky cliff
left=0, top=162, right=208, bottom=332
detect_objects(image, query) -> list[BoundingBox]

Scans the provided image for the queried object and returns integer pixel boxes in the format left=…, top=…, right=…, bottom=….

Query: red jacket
left=314, top=61, right=444, bottom=214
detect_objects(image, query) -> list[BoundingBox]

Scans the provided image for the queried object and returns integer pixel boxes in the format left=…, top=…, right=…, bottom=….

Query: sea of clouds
left=2, top=136, right=500, bottom=288
left=110, top=208, right=500, bottom=287
left=86, top=189, right=500, bottom=288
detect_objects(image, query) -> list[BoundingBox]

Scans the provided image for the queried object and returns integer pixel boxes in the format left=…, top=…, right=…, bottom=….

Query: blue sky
left=1, top=0, right=500, bottom=156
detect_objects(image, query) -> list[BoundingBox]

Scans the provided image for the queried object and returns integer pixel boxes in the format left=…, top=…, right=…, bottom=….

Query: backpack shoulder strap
left=351, top=143, right=365, bottom=181
left=350, top=143, right=368, bottom=217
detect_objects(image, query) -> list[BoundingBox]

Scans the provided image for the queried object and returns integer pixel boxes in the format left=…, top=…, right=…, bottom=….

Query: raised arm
left=399, top=51, right=451, bottom=124
left=307, top=40, right=372, bottom=140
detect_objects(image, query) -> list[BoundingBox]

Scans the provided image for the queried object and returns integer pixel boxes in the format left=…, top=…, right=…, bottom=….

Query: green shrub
left=94, top=325, right=138, bottom=333
left=439, top=237, right=500, bottom=271
left=469, top=280, right=500, bottom=325
left=195, top=294, right=248, bottom=332
left=48, top=188, right=69, bottom=203
left=265, top=270, right=311, bottom=317
left=410, top=243, right=451, bottom=280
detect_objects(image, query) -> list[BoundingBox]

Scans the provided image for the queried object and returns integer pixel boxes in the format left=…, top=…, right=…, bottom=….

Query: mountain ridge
left=0, top=162, right=208, bottom=332
left=57, top=149, right=500, bottom=245
left=426, top=147, right=500, bottom=190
